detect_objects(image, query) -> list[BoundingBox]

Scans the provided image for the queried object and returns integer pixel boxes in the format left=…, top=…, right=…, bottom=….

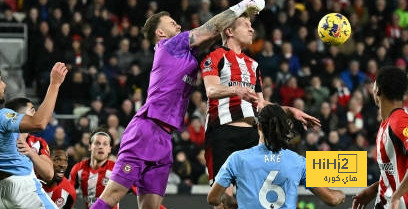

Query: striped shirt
left=201, top=47, right=262, bottom=129
left=42, top=177, right=76, bottom=209
left=69, top=159, right=117, bottom=209
left=375, top=108, right=408, bottom=208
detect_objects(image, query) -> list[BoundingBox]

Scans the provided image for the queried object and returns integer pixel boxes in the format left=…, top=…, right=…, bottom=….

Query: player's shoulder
left=106, top=160, right=116, bottom=167
left=242, top=52, right=256, bottom=62
left=389, top=108, right=408, bottom=127
left=390, top=108, right=408, bottom=120
left=0, top=108, right=18, bottom=121
left=232, top=144, right=264, bottom=159
left=73, top=159, right=90, bottom=169
left=204, top=47, right=227, bottom=59
left=201, top=47, right=227, bottom=68
left=27, top=134, right=47, bottom=143
left=160, top=31, right=189, bottom=48
left=282, top=149, right=305, bottom=162
left=61, top=177, right=75, bottom=189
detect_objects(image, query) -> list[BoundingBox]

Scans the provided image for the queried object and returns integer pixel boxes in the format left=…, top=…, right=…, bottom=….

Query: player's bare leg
left=98, top=180, right=129, bottom=207
left=138, top=194, right=163, bottom=209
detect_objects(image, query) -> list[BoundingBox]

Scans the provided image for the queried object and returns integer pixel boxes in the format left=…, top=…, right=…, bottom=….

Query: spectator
left=319, top=58, right=337, bottom=88
left=117, top=99, right=135, bottom=127
left=106, top=114, right=125, bottom=145
left=279, top=77, right=304, bottom=106
left=49, top=126, right=69, bottom=150
left=71, top=115, right=91, bottom=144
left=86, top=99, right=108, bottom=126
left=305, top=76, right=330, bottom=115
left=89, top=72, right=117, bottom=108
left=327, top=130, right=343, bottom=151
left=116, top=38, right=136, bottom=72
left=340, top=60, right=367, bottom=92
left=256, top=40, right=279, bottom=79
left=279, top=42, right=301, bottom=75
left=187, top=116, right=205, bottom=147
left=274, top=60, right=292, bottom=88
left=318, top=102, right=339, bottom=137
left=199, top=0, right=213, bottom=24
left=0, top=7, right=17, bottom=23
left=134, top=38, right=154, bottom=72
left=346, top=97, right=364, bottom=136
left=188, top=90, right=202, bottom=117
left=64, top=34, right=90, bottom=68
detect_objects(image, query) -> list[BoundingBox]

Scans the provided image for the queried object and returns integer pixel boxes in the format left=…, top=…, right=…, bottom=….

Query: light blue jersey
left=0, top=108, right=31, bottom=175
left=215, top=143, right=307, bottom=209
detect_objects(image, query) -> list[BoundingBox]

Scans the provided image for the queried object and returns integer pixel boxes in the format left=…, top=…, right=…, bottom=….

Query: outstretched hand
left=286, top=107, right=321, bottom=130
left=352, top=190, right=374, bottom=209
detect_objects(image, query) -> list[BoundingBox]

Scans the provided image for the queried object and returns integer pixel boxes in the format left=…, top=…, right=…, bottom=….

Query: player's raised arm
left=189, top=0, right=265, bottom=48
left=19, top=62, right=68, bottom=132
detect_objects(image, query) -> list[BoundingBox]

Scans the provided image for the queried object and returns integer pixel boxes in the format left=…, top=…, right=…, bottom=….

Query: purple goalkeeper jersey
left=136, top=31, right=198, bottom=131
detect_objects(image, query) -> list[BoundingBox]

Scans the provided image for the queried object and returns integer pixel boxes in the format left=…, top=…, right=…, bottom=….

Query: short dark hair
left=89, top=127, right=114, bottom=147
left=5, top=97, right=33, bottom=113
left=142, top=11, right=170, bottom=44
left=376, top=66, right=408, bottom=101
left=258, top=104, right=295, bottom=153
left=51, top=148, right=67, bottom=158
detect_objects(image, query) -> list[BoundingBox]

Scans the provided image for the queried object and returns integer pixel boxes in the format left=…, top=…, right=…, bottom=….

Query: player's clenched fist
left=50, top=62, right=68, bottom=86
left=230, top=0, right=265, bottom=16
left=246, top=0, right=265, bottom=14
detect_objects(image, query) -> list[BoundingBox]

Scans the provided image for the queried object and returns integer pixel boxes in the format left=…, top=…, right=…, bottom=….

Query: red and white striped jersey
left=375, top=108, right=408, bottom=208
left=200, top=47, right=262, bottom=129
left=27, top=135, right=50, bottom=158
left=42, top=177, right=76, bottom=209
left=69, top=159, right=117, bottom=209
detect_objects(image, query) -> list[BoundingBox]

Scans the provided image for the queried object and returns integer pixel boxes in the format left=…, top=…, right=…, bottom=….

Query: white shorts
left=0, top=172, right=57, bottom=209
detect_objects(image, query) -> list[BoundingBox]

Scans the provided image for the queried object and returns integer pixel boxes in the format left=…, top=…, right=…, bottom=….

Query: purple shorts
left=110, top=116, right=173, bottom=196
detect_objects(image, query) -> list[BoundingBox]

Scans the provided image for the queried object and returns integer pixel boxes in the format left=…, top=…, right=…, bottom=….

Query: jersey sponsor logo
left=228, top=81, right=255, bottom=89
left=403, top=127, right=408, bottom=138
left=378, top=162, right=396, bottom=175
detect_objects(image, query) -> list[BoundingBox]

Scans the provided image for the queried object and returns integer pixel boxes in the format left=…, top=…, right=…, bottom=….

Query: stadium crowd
left=1, top=0, right=407, bottom=194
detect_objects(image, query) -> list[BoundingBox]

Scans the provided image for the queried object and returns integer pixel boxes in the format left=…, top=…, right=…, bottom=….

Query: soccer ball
left=317, top=13, right=351, bottom=45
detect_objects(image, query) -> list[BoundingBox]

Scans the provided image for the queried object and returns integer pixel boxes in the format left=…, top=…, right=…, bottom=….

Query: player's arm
left=310, top=187, right=345, bottom=206
left=17, top=135, right=53, bottom=181
left=19, top=62, right=67, bottom=133
left=352, top=181, right=378, bottom=209
left=189, top=0, right=265, bottom=48
left=255, top=67, right=269, bottom=110
left=207, top=183, right=227, bottom=206
left=391, top=171, right=408, bottom=208
left=204, top=76, right=258, bottom=102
